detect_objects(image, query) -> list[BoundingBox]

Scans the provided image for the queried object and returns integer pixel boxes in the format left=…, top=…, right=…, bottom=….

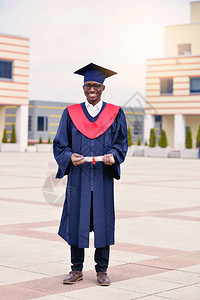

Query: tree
left=2, top=128, right=8, bottom=143
left=39, top=136, right=43, bottom=144
left=137, top=137, right=141, bottom=145
left=145, top=140, right=148, bottom=146
left=48, top=136, right=51, bottom=144
left=158, top=130, right=168, bottom=148
left=185, top=127, right=192, bottom=149
left=149, top=128, right=156, bottom=147
left=127, top=126, right=132, bottom=146
left=196, top=125, right=200, bottom=148
left=10, top=124, right=16, bottom=143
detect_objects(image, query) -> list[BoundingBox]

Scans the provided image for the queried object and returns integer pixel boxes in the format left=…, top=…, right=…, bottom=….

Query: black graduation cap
left=74, top=63, right=117, bottom=84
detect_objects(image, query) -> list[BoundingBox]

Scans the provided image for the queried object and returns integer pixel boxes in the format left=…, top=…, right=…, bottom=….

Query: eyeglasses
left=83, top=83, right=103, bottom=90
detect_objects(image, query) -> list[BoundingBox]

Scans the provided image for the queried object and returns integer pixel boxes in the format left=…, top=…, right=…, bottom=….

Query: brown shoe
left=63, top=271, right=83, bottom=284
left=97, top=272, right=111, bottom=286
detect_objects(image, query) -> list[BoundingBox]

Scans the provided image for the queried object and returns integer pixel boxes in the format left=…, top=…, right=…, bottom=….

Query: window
left=28, top=116, right=32, bottom=131
left=160, top=78, right=173, bottom=95
left=37, top=116, right=48, bottom=131
left=133, top=121, right=142, bottom=135
left=190, top=77, right=200, bottom=94
left=178, top=44, right=191, bottom=56
left=0, top=60, right=12, bottom=79
left=155, top=115, right=162, bottom=122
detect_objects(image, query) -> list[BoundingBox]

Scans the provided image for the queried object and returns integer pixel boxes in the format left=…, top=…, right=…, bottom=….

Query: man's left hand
left=103, top=154, right=115, bottom=165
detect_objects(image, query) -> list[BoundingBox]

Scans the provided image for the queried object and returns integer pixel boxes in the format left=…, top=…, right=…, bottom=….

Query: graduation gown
left=53, top=101, right=128, bottom=248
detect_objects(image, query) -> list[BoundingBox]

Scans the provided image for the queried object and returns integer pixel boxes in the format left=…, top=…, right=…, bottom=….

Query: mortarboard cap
left=74, top=62, right=117, bottom=84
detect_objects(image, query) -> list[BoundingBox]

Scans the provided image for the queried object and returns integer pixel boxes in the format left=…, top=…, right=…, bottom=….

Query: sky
left=0, top=0, right=197, bottom=106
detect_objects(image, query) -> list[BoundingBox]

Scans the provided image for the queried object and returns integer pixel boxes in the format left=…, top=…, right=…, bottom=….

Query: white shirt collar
left=85, top=100, right=103, bottom=117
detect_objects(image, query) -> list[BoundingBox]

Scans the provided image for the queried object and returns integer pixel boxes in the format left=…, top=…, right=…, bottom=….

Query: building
left=28, top=100, right=73, bottom=143
left=5, top=99, right=144, bottom=144
left=122, top=91, right=145, bottom=143
left=0, top=33, right=29, bottom=151
left=144, top=1, right=200, bottom=149
left=5, top=100, right=71, bottom=143
left=0, top=33, right=144, bottom=147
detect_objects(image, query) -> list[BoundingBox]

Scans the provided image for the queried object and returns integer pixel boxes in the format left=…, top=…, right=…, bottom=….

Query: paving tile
left=59, top=285, right=146, bottom=300
left=158, top=285, right=200, bottom=300
left=136, top=296, right=173, bottom=300
left=110, top=249, right=157, bottom=264
left=0, top=282, right=7, bottom=286
left=1, top=154, right=200, bottom=300
left=138, top=251, right=200, bottom=270
left=20, top=262, right=69, bottom=276
left=15, top=271, right=97, bottom=294
left=0, top=285, right=47, bottom=300
left=0, top=254, right=53, bottom=268
left=31, top=226, right=59, bottom=233
left=172, top=210, right=200, bottom=218
left=111, top=277, right=183, bottom=294
left=0, top=200, right=61, bottom=225
left=30, top=295, right=75, bottom=300
left=112, top=242, right=183, bottom=257
left=0, top=266, right=50, bottom=284
left=116, top=216, right=200, bottom=251
left=26, top=247, right=69, bottom=261
left=180, top=264, right=200, bottom=274
left=145, top=270, right=200, bottom=285
left=0, top=234, right=67, bottom=259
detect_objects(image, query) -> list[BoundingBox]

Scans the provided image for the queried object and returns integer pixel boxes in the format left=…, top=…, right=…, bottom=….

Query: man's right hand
left=71, top=153, right=86, bottom=166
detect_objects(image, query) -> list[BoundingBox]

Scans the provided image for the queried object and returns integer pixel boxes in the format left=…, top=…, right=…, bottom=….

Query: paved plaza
left=0, top=152, right=200, bottom=300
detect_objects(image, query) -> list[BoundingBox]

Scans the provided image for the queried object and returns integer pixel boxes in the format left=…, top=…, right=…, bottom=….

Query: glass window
left=133, top=121, right=142, bottom=135
left=190, top=77, right=200, bottom=94
left=46, top=116, right=48, bottom=131
left=28, top=116, right=32, bottom=131
left=37, top=116, right=48, bottom=131
left=160, top=78, right=173, bottom=95
left=155, top=115, right=162, bottom=122
left=178, top=44, right=191, bottom=56
left=0, top=60, right=12, bottom=79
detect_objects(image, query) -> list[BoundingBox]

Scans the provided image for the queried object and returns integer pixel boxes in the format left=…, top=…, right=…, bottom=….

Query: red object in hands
left=92, top=157, right=96, bottom=165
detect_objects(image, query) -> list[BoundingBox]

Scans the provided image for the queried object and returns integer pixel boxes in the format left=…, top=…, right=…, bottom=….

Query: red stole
left=68, top=103, right=120, bottom=139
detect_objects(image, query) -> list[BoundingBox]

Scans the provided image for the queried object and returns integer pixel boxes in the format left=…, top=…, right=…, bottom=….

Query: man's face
left=83, top=81, right=105, bottom=106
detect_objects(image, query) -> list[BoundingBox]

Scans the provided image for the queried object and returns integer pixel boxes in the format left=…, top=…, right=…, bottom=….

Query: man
left=53, top=63, right=128, bottom=286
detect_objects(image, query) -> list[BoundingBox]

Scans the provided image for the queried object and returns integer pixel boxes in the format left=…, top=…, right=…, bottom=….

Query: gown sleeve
left=53, top=108, right=73, bottom=178
left=105, top=108, right=128, bottom=180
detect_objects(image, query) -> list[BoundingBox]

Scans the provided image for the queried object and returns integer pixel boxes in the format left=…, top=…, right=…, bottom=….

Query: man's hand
left=71, top=153, right=86, bottom=166
left=103, top=154, right=115, bottom=165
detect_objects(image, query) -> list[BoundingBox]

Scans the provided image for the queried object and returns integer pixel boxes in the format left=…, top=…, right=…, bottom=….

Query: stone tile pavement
left=0, top=152, right=200, bottom=300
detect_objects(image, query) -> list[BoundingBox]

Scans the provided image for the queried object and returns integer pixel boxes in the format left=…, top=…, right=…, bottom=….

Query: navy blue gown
left=53, top=102, right=128, bottom=248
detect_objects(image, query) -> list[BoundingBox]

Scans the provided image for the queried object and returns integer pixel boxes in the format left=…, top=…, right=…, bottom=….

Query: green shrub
left=2, top=128, right=8, bottom=143
left=39, top=136, right=43, bottom=144
left=158, top=130, right=168, bottom=148
left=145, top=140, right=148, bottom=146
left=127, top=126, right=133, bottom=146
left=149, top=128, right=156, bottom=147
left=137, top=137, right=141, bottom=145
left=48, top=137, right=51, bottom=144
left=185, top=127, right=192, bottom=149
left=10, top=124, right=16, bottom=143
left=196, top=125, right=200, bottom=148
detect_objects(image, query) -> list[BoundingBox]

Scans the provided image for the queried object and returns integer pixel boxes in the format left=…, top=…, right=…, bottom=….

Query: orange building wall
left=0, top=33, right=29, bottom=106
left=146, top=55, right=200, bottom=115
